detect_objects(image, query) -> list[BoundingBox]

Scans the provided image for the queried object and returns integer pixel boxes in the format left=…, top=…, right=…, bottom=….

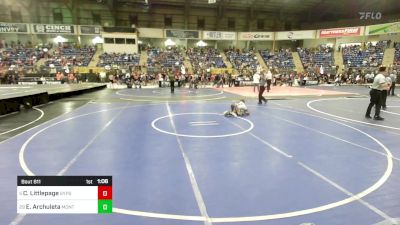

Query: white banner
left=31, top=24, right=76, bottom=34
left=203, top=31, right=236, bottom=40
left=238, top=32, right=273, bottom=40
left=275, top=30, right=316, bottom=40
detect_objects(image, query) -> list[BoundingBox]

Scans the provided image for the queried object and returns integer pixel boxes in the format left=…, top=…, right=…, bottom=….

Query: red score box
left=98, top=186, right=112, bottom=200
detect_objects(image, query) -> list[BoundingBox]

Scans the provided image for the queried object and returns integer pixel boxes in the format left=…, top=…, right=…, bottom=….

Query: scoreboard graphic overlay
left=17, top=176, right=112, bottom=214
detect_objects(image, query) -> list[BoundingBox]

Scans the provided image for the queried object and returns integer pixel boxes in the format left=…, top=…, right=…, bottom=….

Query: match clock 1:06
left=97, top=178, right=109, bottom=184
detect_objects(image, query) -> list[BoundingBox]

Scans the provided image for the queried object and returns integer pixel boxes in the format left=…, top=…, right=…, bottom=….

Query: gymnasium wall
left=302, top=39, right=332, bottom=48
left=0, top=0, right=300, bottom=31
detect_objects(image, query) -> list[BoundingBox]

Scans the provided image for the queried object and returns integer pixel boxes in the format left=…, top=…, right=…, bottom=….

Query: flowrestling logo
left=319, top=27, right=361, bottom=37
left=359, top=12, right=382, bottom=20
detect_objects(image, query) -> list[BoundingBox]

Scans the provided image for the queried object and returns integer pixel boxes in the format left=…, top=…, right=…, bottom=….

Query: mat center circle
left=151, top=112, right=254, bottom=138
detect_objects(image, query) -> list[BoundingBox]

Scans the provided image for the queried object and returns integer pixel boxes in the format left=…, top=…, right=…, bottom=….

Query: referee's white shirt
left=266, top=71, right=273, bottom=80
left=253, top=73, right=260, bottom=84
left=371, top=73, right=388, bottom=90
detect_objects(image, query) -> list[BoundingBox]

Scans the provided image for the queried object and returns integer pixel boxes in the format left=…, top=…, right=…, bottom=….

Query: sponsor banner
left=45, top=81, right=63, bottom=85
left=238, top=32, right=273, bottom=40
left=211, top=68, right=234, bottom=74
left=0, top=23, right=29, bottom=33
left=275, top=30, right=316, bottom=40
left=73, top=67, right=104, bottom=74
left=165, top=29, right=199, bottom=39
left=319, top=27, right=362, bottom=38
left=203, top=31, right=236, bottom=40
left=79, top=26, right=102, bottom=35
left=366, top=22, right=400, bottom=35
left=32, top=24, right=75, bottom=34
left=18, top=82, right=40, bottom=85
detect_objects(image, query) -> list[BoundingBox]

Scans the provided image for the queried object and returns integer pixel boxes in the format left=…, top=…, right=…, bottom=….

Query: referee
left=365, top=66, right=390, bottom=120
left=258, top=74, right=268, bottom=104
left=168, top=69, right=175, bottom=93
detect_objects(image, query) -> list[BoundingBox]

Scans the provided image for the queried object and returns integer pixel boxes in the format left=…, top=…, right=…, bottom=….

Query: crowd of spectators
left=1, top=39, right=398, bottom=88
left=394, top=42, right=400, bottom=66
left=147, top=47, right=184, bottom=70
left=0, top=41, right=49, bottom=72
left=1, top=47, right=46, bottom=67
left=225, top=48, right=259, bottom=73
left=187, top=47, right=226, bottom=72
left=342, top=41, right=388, bottom=68
left=97, top=53, right=140, bottom=67
left=44, top=44, right=96, bottom=71
left=260, top=49, right=295, bottom=71
left=297, top=46, right=334, bottom=69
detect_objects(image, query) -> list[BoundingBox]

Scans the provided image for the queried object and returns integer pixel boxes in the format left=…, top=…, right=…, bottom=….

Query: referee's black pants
left=266, top=80, right=272, bottom=92
left=258, top=86, right=267, bottom=104
left=381, top=90, right=388, bottom=109
left=389, top=82, right=395, bottom=96
left=366, top=89, right=383, bottom=117
left=170, top=81, right=175, bottom=93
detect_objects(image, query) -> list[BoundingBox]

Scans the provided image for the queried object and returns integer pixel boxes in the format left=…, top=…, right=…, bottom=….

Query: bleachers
left=97, top=53, right=140, bottom=67
left=44, top=46, right=96, bottom=70
left=342, top=41, right=388, bottom=68
left=187, top=47, right=226, bottom=72
left=260, top=49, right=295, bottom=70
left=297, top=46, right=333, bottom=69
left=147, top=47, right=184, bottom=70
left=0, top=47, right=46, bottom=67
left=394, top=42, right=400, bottom=66
left=225, top=49, right=259, bottom=72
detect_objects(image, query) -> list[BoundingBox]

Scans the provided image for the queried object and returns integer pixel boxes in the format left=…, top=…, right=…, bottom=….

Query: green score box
left=98, top=200, right=112, bottom=214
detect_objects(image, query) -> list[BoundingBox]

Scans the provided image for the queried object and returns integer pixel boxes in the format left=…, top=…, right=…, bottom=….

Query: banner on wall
left=165, top=29, right=199, bottom=39
left=238, top=32, right=273, bottom=40
left=0, top=23, right=29, bottom=33
left=366, top=22, right=400, bottom=35
left=275, top=30, right=316, bottom=40
left=211, top=68, right=234, bottom=74
left=79, top=26, right=102, bottom=35
left=73, top=67, right=104, bottom=74
left=203, top=31, right=236, bottom=40
left=32, top=24, right=75, bottom=34
left=319, top=27, right=362, bottom=38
